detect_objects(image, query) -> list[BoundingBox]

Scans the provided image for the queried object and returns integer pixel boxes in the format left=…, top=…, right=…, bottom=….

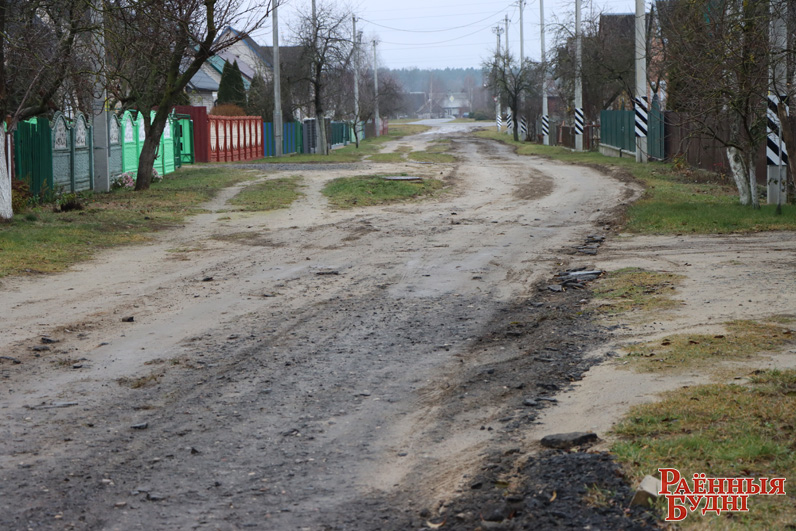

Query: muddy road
left=1, top=122, right=652, bottom=529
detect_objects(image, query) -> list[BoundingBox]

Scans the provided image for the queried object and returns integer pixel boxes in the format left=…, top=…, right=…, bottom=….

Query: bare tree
left=102, top=0, right=272, bottom=190
left=291, top=1, right=353, bottom=155
left=659, top=0, right=773, bottom=207
left=0, top=0, right=94, bottom=220
left=552, top=11, right=636, bottom=118
left=484, top=51, right=542, bottom=142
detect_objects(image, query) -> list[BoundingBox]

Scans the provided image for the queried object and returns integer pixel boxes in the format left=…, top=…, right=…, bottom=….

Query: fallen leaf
left=549, top=491, right=557, bottom=502
left=426, top=517, right=446, bottom=529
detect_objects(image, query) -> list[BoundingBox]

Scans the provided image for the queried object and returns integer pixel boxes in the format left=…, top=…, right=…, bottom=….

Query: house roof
left=188, top=68, right=219, bottom=92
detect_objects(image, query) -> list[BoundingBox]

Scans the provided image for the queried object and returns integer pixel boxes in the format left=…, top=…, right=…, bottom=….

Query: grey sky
left=252, top=0, right=641, bottom=69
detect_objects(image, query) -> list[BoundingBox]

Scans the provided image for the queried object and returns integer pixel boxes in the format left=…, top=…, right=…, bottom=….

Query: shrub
left=11, top=179, right=31, bottom=214
left=210, top=104, right=246, bottom=116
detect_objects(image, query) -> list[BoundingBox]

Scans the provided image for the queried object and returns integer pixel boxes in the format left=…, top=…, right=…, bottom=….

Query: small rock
left=130, top=422, right=148, bottom=430
left=522, top=398, right=538, bottom=407
left=631, top=475, right=662, bottom=506
left=358, top=390, right=371, bottom=397
left=190, top=447, right=201, bottom=454
left=114, top=502, right=127, bottom=508
left=41, top=337, right=59, bottom=344
left=540, top=432, right=599, bottom=449
left=71, top=364, right=83, bottom=369
left=32, top=346, right=50, bottom=352
left=121, top=316, right=134, bottom=323
left=0, top=356, right=22, bottom=364
left=482, top=505, right=507, bottom=522
left=547, top=284, right=564, bottom=292
left=470, top=481, right=483, bottom=490
left=202, top=276, right=214, bottom=282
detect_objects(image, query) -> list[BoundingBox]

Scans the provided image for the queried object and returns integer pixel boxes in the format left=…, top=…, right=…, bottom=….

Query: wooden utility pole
left=273, top=2, right=283, bottom=157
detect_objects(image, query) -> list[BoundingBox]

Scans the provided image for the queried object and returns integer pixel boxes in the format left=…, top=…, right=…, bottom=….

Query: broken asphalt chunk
left=540, top=432, right=599, bottom=449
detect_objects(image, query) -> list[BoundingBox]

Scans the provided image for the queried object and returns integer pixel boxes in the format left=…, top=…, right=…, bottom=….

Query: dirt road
left=1, top=122, right=650, bottom=529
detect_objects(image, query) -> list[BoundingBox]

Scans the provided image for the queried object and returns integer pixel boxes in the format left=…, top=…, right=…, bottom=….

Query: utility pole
left=90, top=3, right=111, bottom=192
left=540, top=0, right=548, bottom=145
left=768, top=0, right=788, bottom=206
left=352, top=16, right=360, bottom=145
left=518, top=0, right=524, bottom=62
left=273, top=2, right=282, bottom=157
left=634, top=0, right=648, bottom=162
left=493, top=25, right=503, bottom=131
left=373, top=40, right=380, bottom=137
left=574, top=0, right=584, bottom=151
left=504, top=15, right=510, bottom=55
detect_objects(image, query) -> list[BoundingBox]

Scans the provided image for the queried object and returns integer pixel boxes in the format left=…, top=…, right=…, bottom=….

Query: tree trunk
left=134, top=111, right=168, bottom=191
left=747, top=150, right=759, bottom=209
left=0, top=128, right=12, bottom=220
left=511, top=106, right=519, bottom=142
left=727, top=146, right=751, bottom=205
left=776, top=105, right=795, bottom=203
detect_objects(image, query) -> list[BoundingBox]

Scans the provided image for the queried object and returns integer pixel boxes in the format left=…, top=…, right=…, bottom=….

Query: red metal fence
left=208, top=116, right=262, bottom=162
left=173, top=106, right=209, bottom=162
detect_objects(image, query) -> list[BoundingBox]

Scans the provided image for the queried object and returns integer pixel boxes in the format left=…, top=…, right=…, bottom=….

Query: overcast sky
left=251, top=0, right=642, bottom=70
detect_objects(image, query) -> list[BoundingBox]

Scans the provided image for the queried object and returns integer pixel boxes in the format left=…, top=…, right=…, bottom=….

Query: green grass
left=322, top=175, right=444, bottom=209
left=592, top=267, right=683, bottom=315
left=621, top=320, right=795, bottom=374
left=407, top=151, right=456, bottom=163
left=475, top=130, right=796, bottom=234
left=226, top=176, right=304, bottom=211
left=0, top=166, right=254, bottom=277
left=368, top=152, right=406, bottom=163
left=250, top=123, right=432, bottom=164
left=612, top=369, right=796, bottom=529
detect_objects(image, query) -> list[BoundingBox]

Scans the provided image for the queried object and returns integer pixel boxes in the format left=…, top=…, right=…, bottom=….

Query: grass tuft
left=226, top=176, right=304, bottom=212
left=322, top=175, right=444, bottom=209
left=621, top=320, right=795, bottom=374
left=592, top=267, right=683, bottom=315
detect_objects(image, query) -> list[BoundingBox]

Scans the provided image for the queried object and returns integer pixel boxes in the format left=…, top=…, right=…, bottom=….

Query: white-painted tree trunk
left=727, top=146, right=751, bottom=205
left=748, top=151, right=759, bottom=208
left=0, top=128, right=13, bottom=220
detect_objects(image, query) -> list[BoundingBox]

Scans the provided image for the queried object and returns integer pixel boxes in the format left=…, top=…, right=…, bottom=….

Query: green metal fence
left=14, top=117, right=53, bottom=195
left=600, top=109, right=636, bottom=152
left=119, top=110, right=183, bottom=177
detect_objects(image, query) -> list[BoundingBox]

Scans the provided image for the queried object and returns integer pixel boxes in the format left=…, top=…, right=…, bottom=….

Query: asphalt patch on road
left=320, top=281, right=661, bottom=530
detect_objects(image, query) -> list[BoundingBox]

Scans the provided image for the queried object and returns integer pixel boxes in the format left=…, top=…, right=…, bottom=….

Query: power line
left=378, top=23, right=499, bottom=46
left=359, top=5, right=508, bottom=33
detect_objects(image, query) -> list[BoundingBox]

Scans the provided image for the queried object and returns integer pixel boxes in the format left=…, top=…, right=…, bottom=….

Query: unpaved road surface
left=1, top=122, right=655, bottom=530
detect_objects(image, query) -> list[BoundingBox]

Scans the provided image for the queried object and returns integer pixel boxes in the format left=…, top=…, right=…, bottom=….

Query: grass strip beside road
left=322, top=175, right=444, bottom=209
left=475, top=130, right=796, bottom=234
left=0, top=166, right=254, bottom=277
left=612, top=369, right=796, bottom=529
